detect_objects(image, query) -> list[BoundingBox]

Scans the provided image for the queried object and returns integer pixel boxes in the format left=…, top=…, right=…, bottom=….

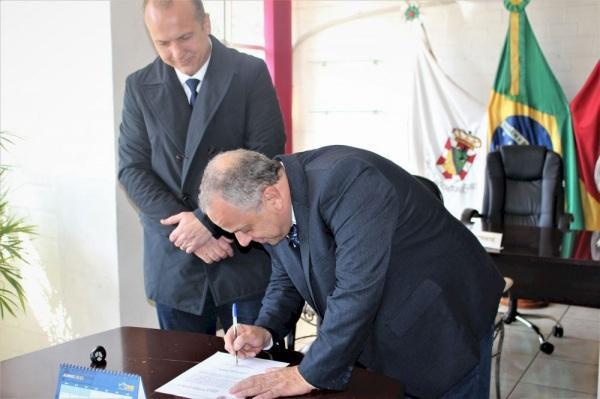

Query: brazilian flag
left=487, top=0, right=584, bottom=229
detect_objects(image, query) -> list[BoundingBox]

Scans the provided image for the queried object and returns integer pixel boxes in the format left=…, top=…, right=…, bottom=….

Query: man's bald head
left=144, top=0, right=205, bottom=22
left=199, top=149, right=282, bottom=213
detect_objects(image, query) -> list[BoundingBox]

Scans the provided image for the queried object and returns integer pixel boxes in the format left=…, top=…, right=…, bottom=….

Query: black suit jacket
left=254, top=146, right=504, bottom=398
left=118, top=36, right=285, bottom=313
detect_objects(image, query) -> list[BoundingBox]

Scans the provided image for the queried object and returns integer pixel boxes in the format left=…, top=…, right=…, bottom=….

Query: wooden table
left=0, top=326, right=403, bottom=398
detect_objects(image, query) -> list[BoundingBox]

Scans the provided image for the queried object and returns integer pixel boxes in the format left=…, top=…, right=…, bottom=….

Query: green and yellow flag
left=487, top=0, right=584, bottom=229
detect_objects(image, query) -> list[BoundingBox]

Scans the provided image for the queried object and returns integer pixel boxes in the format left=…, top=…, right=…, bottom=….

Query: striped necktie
left=185, top=78, right=200, bottom=107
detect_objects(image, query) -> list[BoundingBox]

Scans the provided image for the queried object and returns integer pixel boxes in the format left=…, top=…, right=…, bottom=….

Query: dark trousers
left=156, top=291, right=263, bottom=335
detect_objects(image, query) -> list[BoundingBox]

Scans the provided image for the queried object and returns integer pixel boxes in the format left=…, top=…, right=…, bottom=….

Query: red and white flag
left=571, top=61, right=600, bottom=230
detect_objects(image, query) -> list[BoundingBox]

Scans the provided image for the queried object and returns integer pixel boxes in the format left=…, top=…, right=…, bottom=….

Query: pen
left=232, top=303, right=238, bottom=366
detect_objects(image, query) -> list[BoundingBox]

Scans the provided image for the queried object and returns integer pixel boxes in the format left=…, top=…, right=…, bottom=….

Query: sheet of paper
left=155, top=351, right=289, bottom=399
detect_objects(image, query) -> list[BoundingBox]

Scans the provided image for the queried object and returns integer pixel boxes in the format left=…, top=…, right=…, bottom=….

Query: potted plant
left=0, top=131, right=35, bottom=318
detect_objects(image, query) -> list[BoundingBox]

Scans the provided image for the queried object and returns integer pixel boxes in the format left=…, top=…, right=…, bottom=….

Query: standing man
left=199, top=146, right=505, bottom=398
left=118, top=0, right=285, bottom=334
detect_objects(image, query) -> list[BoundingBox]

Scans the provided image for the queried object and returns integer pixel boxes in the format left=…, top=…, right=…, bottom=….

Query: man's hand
left=161, top=211, right=211, bottom=253
left=229, top=366, right=315, bottom=399
left=194, top=236, right=234, bottom=263
left=224, top=324, right=271, bottom=359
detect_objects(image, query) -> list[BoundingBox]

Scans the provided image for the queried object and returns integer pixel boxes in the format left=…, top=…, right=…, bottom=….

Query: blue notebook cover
left=55, top=363, right=146, bottom=399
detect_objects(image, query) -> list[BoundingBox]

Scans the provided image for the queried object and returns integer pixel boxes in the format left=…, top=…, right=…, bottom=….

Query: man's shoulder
left=280, top=147, right=375, bottom=193
left=292, top=146, right=377, bottom=171
left=290, top=146, right=406, bottom=197
left=212, top=37, right=265, bottom=72
left=126, top=57, right=164, bottom=85
left=229, top=47, right=264, bottom=68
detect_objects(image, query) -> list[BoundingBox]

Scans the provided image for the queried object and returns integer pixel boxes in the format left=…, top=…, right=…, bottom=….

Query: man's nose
left=235, top=232, right=252, bottom=247
left=171, top=43, right=185, bottom=61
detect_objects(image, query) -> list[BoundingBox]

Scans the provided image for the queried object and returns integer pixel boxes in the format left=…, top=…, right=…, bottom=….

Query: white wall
left=0, top=0, right=120, bottom=359
left=292, top=0, right=600, bottom=167
left=293, top=1, right=418, bottom=164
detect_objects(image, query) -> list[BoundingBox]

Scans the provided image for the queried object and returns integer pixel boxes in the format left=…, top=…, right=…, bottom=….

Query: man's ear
left=262, top=186, right=283, bottom=211
left=203, top=13, right=212, bottom=34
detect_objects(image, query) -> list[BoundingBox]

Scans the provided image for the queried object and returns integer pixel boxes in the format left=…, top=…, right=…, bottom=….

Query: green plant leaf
left=0, top=130, right=34, bottom=318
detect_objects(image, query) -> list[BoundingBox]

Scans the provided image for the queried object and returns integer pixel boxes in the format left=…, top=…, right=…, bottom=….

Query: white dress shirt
left=174, top=39, right=212, bottom=103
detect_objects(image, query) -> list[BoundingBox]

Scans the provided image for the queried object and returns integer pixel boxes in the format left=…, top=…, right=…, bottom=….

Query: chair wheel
left=552, top=326, right=564, bottom=337
left=540, top=342, right=554, bottom=354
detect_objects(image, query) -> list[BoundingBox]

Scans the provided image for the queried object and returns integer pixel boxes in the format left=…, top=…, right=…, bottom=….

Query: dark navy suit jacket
left=118, top=36, right=285, bottom=314
left=254, top=146, right=504, bottom=398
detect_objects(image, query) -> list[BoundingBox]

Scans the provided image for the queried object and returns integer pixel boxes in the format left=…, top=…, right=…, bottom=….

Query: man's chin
left=267, top=237, right=286, bottom=246
left=178, top=66, right=196, bottom=75
left=175, top=61, right=199, bottom=75
left=253, top=238, right=281, bottom=246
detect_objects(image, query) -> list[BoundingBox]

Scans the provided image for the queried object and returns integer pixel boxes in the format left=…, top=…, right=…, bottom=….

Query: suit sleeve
left=254, top=257, right=305, bottom=342
left=242, top=59, right=286, bottom=158
left=118, top=75, right=188, bottom=222
left=298, top=161, right=399, bottom=390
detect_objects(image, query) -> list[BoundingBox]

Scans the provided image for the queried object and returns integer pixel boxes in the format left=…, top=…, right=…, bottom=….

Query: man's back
left=268, top=145, right=504, bottom=397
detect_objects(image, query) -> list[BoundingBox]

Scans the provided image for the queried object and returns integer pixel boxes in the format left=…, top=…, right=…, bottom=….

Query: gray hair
left=144, top=0, right=206, bottom=22
left=199, top=149, right=282, bottom=212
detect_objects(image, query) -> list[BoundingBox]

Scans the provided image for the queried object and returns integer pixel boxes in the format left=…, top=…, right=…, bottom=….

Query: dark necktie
left=185, top=78, right=200, bottom=107
left=287, top=224, right=300, bottom=248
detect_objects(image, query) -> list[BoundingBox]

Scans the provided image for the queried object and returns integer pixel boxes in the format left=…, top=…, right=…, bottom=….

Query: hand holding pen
left=224, top=323, right=272, bottom=360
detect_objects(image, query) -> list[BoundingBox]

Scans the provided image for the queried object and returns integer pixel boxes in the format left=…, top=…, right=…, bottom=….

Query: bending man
left=199, top=146, right=504, bottom=398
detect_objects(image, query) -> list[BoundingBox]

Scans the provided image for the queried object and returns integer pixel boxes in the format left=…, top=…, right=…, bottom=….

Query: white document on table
left=155, top=351, right=289, bottom=399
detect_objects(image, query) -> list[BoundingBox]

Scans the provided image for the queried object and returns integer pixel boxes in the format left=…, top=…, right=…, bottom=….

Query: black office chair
left=462, top=145, right=569, bottom=355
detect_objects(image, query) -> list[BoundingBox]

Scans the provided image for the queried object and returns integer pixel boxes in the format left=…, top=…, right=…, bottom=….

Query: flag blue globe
left=491, top=115, right=553, bottom=151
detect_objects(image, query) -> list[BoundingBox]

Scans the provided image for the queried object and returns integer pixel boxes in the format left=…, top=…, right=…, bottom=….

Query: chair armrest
left=461, top=208, right=482, bottom=224
left=558, top=213, right=573, bottom=231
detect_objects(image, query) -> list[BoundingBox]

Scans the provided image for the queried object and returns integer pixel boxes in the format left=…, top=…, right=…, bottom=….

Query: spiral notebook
left=54, top=363, right=146, bottom=399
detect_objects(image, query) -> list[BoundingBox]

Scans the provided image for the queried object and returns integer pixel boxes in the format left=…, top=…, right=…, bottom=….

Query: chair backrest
left=483, top=145, right=565, bottom=228
left=413, top=175, right=443, bottom=203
